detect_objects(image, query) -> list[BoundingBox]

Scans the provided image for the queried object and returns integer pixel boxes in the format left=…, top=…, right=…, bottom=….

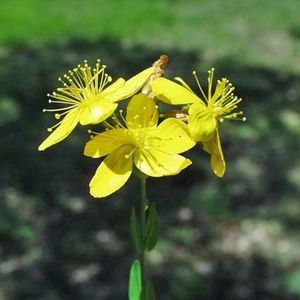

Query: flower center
left=192, top=68, right=246, bottom=123
left=43, top=60, right=112, bottom=132
left=127, top=128, right=149, bottom=150
left=211, top=78, right=246, bottom=122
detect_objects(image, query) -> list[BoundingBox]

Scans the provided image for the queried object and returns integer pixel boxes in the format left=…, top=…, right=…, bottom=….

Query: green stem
left=139, top=175, right=147, bottom=281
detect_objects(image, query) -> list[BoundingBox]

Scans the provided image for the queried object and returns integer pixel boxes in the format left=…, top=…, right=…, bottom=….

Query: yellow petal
left=89, top=145, right=134, bottom=198
left=148, top=118, right=195, bottom=153
left=188, top=102, right=217, bottom=142
left=84, top=129, right=132, bottom=158
left=134, top=148, right=192, bottom=177
left=79, top=101, right=117, bottom=125
left=126, top=94, right=158, bottom=129
left=101, top=78, right=126, bottom=98
left=203, top=130, right=226, bottom=177
left=38, top=109, right=80, bottom=151
left=103, top=67, right=154, bottom=102
left=151, top=77, right=203, bottom=105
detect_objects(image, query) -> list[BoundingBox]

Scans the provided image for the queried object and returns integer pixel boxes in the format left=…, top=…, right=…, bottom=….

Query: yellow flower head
left=151, top=68, right=246, bottom=177
left=188, top=69, right=246, bottom=142
left=84, top=93, right=195, bottom=198
left=38, top=60, right=154, bottom=151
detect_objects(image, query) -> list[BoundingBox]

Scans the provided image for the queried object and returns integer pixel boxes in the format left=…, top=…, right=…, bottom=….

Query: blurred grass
left=1, top=41, right=299, bottom=299
left=1, top=0, right=300, bottom=73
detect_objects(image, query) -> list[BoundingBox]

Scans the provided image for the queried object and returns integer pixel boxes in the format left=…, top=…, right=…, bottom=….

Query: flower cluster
left=38, top=55, right=245, bottom=198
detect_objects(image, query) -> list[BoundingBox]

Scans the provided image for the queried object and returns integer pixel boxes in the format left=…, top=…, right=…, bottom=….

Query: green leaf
left=130, top=208, right=142, bottom=252
left=141, top=279, right=156, bottom=300
left=145, top=203, right=160, bottom=251
left=128, top=260, right=142, bottom=300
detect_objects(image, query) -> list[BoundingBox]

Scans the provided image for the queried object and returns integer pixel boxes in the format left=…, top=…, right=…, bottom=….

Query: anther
left=55, top=114, right=61, bottom=119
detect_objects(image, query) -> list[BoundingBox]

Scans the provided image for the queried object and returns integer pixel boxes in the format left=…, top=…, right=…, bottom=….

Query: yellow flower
left=151, top=68, right=245, bottom=177
left=38, top=60, right=154, bottom=151
left=84, top=93, right=195, bottom=198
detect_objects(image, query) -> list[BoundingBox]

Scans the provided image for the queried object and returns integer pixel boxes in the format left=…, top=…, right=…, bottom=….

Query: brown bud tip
left=159, top=55, right=169, bottom=66
left=165, top=109, right=189, bottom=121
left=153, top=54, right=169, bottom=69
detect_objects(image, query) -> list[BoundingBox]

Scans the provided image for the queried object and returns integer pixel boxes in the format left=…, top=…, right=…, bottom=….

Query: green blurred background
left=1, top=0, right=300, bottom=299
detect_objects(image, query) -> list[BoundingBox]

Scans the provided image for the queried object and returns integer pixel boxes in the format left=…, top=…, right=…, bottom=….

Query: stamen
left=87, top=129, right=100, bottom=135
left=207, top=68, right=215, bottom=100
left=192, top=71, right=208, bottom=102
left=205, top=73, right=246, bottom=123
left=42, top=59, right=118, bottom=137
left=42, top=105, right=77, bottom=113
left=119, top=109, right=127, bottom=125
left=102, top=121, right=115, bottom=130
left=124, top=147, right=136, bottom=159
left=111, top=113, right=126, bottom=129
left=46, top=118, right=64, bottom=132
